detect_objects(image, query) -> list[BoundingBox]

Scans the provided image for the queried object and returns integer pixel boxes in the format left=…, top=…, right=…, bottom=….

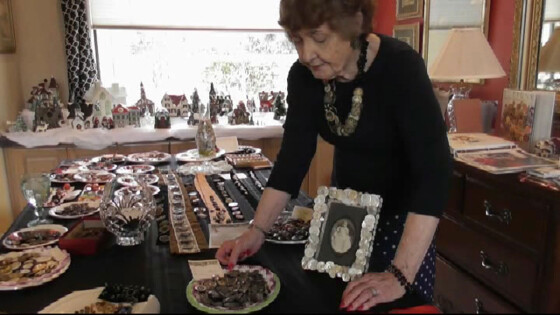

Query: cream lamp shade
left=538, top=27, right=560, bottom=72
left=428, top=28, right=506, bottom=81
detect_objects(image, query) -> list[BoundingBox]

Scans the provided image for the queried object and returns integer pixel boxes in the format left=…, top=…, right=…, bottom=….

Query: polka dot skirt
left=368, top=213, right=436, bottom=303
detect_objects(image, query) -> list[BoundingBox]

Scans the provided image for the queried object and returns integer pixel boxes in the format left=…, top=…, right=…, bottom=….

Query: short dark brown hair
left=278, top=0, right=377, bottom=40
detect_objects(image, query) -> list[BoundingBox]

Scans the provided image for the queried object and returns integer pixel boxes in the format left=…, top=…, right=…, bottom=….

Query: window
left=89, top=0, right=298, bottom=106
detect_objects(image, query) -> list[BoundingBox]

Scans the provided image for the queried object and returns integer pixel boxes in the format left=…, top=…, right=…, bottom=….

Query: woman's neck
left=336, top=34, right=381, bottom=83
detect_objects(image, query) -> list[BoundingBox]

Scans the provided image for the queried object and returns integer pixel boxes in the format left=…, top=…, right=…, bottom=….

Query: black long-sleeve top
left=267, top=34, right=452, bottom=218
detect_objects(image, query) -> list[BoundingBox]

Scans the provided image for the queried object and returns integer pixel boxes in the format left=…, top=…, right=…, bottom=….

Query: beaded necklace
left=323, top=34, right=369, bottom=137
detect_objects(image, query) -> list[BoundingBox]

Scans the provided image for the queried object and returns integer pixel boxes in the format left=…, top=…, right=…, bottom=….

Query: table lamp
left=429, top=28, right=506, bottom=133
left=538, top=27, right=560, bottom=91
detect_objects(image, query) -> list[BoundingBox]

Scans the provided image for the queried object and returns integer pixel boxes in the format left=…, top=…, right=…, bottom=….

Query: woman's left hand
left=340, top=272, right=406, bottom=311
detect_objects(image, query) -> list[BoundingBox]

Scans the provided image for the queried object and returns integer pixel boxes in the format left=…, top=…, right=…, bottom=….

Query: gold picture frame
left=0, top=0, right=15, bottom=54
left=393, top=22, right=421, bottom=53
left=396, top=0, right=424, bottom=20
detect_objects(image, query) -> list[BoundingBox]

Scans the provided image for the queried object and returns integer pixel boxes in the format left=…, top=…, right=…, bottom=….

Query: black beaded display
left=386, top=264, right=414, bottom=293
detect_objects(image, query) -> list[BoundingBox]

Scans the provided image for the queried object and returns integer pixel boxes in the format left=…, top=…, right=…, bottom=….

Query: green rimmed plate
left=186, top=265, right=280, bottom=314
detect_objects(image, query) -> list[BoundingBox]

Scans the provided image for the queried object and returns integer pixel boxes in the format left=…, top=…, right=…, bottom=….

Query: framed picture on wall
left=396, top=0, right=424, bottom=20
left=0, top=0, right=15, bottom=53
left=393, top=22, right=421, bottom=53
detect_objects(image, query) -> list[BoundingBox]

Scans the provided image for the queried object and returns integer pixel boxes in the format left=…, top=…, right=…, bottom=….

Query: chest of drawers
left=434, top=161, right=560, bottom=313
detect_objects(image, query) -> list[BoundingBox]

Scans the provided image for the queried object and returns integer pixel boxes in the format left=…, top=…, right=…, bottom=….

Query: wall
left=13, top=0, right=69, bottom=103
left=0, top=53, right=21, bottom=234
left=373, top=0, right=516, bottom=133
left=0, top=0, right=68, bottom=234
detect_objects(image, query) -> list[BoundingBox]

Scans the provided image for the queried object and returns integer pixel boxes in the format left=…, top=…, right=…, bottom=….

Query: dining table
left=0, top=155, right=429, bottom=314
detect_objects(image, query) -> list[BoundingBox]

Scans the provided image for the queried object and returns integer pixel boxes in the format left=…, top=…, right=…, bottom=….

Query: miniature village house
left=161, top=94, right=190, bottom=117
left=112, top=104, right=130, bottom=128
left=135, top=83, right=155, bottom=116
left=30, top=77, right=65, bottom=131
left=83, top=82, right=116, bottom=119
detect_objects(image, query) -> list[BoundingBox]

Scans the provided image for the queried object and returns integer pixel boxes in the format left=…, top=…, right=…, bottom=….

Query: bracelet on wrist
left=386, top=263, right=414, bottom=294
left=249, top=222, right=267, bottom=236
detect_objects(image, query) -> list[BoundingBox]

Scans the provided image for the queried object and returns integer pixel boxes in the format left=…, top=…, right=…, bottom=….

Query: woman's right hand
left=215, top=227, right=266, bottom=269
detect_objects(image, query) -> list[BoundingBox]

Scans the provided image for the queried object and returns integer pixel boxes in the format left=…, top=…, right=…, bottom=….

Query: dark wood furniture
left=434, top=161, right=560, bottom=313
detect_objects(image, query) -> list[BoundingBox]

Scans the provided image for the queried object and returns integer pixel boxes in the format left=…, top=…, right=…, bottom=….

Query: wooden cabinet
left=67, top=146, right=117, bottom=160
left=434, top=256, right=519, bottom=313
left=118, top=142, right=169, bottom=155
left=435, top=161, right=560, bottom=313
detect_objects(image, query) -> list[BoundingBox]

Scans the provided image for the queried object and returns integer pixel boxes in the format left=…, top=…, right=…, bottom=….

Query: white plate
left=127, top=151, right=172, bottom=164
left=49, top=201, right=100, bottom=219
left=78, top=162, right=118, bottom=172
left=91, top=154, right=127, bottom=164
left=2, top=225, right=68, bottom=250
left=73, top=171, right=116, bottom=184
left=116, top=165, right=156, bottom=175
left=39, top=287, right=160, bottom=314
left=117, top=174, right=159, bottom=186
left=263, top=213, right=309, bottom=245
left=232, top=145, right=262, bottom=155
left=44, top=188, right=82, bottom=208
left=49, top=171, right=79, bottom=184
left=176, top=149, right=226, bottom=163
left=186, top=265, right=280, bottom=314
left=115, top=185, right=160, bottom=196
left=0, top=247, right=71, bottom=291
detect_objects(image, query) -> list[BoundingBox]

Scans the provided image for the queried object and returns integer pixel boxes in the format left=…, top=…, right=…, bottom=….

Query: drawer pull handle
left=480, top=251, right=509, bottom=276
left=475, top=298, right=486, bottom=314
left=484, top=200, right=512, bottom=225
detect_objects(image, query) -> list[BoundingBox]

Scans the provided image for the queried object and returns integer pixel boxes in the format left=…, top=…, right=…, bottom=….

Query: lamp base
left=446, top=83, right=471, bottom=133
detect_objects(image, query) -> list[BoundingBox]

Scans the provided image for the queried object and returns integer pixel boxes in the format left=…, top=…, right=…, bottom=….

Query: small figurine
left=187, top=112, right=196, bottom=126
left=35, top=121, right=49, bottom=132
left=209, top=83, right=220, bottom=124
left=273, top=92, right=287, bottom=120
left=191, top=89, right=201, bottom=115
left=154, top=109, right=171, bottom=129
left=246, top=97, right=256, bottom=113
left=10, top=113, right=28, bottom=132
left=258, top=91, right=274, bottom=112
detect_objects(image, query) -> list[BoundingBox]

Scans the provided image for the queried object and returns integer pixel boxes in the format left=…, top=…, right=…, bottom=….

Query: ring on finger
left=371, top=288, right=379, bottom=297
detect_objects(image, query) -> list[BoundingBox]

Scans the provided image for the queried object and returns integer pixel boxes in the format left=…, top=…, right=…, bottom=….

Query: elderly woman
left=216, top=0, right=451, bottom=311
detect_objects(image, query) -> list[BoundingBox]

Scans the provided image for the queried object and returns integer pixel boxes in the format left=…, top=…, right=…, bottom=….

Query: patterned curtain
left=61, top=0, right=97, bottom=102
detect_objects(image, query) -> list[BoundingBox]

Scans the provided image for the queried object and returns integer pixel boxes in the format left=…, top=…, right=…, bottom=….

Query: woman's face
left=289, top=24, right=355, bottom=81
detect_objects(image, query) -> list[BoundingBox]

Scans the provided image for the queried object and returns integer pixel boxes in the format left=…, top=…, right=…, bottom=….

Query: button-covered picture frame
left=301, top=186, right=382, bottom=282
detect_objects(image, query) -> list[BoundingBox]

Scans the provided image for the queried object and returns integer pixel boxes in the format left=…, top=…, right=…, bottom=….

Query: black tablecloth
left=0, top=165, right=427, bottom=313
